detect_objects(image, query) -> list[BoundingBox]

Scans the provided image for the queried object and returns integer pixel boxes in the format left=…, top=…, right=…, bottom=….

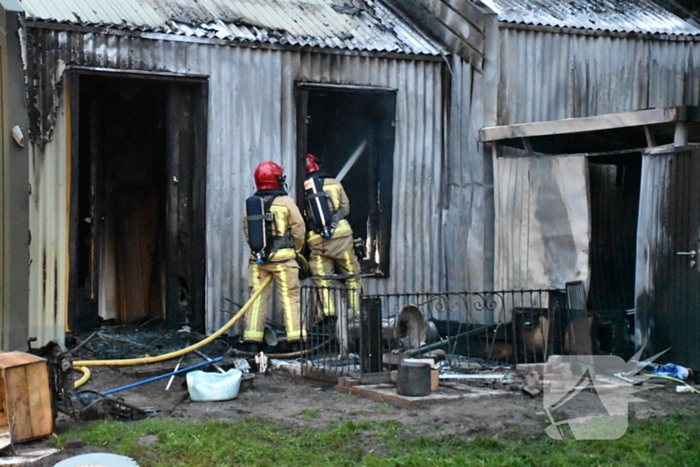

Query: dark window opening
left=297, top=85, right=396, bottom=276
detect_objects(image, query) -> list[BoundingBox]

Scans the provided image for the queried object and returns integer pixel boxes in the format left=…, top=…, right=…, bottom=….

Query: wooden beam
left=480, top=106, right=695, bottom=142
left=428, top=0, right=486, bottom=53
left=387, top=0, right=486, bottom=70
left=674, top=121, right=689, bottom=146
left=443, top=0, right=487, bottom=32
left=644, top=125, right=656, bottom=148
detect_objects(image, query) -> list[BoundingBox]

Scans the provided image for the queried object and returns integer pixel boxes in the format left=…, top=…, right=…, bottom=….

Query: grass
left=298, top=408, right=320, bottom=420
left=373, top=403, right=391, bottom=414
left=55, top=409, right=700, bottom=467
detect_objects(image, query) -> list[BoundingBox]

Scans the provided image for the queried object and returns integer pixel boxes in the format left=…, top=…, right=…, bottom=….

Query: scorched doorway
left=68, top=73, right=207, bottom=332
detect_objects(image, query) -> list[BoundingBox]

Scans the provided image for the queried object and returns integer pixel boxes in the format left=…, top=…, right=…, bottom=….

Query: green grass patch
left=57, top=408, right=700, bottom=467
left=298, top=408, right=320, bottom=420
left=373, top=403, right=391, bottom=414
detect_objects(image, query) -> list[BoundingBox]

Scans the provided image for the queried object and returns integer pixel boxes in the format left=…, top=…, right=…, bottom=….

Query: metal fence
left=300, top=285, right=363, bottom=382
left=299, top=286, right=586, bottom=381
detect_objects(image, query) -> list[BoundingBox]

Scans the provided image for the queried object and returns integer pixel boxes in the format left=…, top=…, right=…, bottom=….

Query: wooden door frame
left=294, top=82, right=397, bottom=277
left=67, top=70, right=208, bottom=333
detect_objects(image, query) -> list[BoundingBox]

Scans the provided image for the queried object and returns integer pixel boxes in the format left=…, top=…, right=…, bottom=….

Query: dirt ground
left=5, top=328, right=700, bottom=467
left=6, top=329, right=700, bottom=465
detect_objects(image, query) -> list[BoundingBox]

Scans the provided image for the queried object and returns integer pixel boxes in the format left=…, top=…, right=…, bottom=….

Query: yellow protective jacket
left=244, top=194, right=305, bottom=262
left=305, top=177, right=353, bottom=247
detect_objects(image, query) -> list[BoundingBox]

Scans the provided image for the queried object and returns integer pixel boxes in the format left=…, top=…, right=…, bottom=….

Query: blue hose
left=102, top=356, right=224, bottom=395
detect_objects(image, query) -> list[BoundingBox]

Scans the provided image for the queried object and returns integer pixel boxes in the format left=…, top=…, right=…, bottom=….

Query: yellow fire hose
left=72, top=276, right=272, bottom=388
left=74, top=366, right=91, bottom=388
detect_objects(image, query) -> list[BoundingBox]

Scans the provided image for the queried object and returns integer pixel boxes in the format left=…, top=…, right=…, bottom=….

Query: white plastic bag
left=186, top=368, right=242, bottom=401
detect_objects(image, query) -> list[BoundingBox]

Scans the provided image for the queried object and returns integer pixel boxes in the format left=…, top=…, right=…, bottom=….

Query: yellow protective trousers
left=244, top=259, right=305, bottom=342
left=309, top=234, right=362, bottom=317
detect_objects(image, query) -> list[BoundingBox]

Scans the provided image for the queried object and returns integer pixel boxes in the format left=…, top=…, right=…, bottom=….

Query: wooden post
left=360, top=298, right=382, bottom=373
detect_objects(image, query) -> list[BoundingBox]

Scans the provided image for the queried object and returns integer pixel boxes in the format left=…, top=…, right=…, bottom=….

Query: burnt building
left=2, top=0, right=700, bottom=368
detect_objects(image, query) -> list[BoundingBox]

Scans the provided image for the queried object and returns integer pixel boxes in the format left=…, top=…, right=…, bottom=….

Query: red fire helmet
left=306, top=153, right=322, bottom=174
left=254, top=161, right=284, bottom=190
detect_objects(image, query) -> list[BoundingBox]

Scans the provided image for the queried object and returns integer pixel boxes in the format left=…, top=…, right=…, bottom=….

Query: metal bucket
left=396, top=361, right=431, bottom=397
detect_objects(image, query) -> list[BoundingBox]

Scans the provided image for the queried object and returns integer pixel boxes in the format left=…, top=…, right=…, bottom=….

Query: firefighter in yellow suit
left=243, top=161, right=306, bottom=352
left=304, top=153, right=362, bottom=318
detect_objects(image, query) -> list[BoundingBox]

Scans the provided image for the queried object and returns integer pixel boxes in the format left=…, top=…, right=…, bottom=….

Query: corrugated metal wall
left=498, top=29, right=700, bottom=125
left=493, top=28, right=700, bottom=291
left=27, top=85, right=70, bottom=344
left=443, top=55, right=494, bottom=294
left=634, top=152, right=673, bottom=352
left=25, top=28, right=467, bottom=336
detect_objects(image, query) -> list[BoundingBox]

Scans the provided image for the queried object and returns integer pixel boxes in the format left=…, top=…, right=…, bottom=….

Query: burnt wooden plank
left=165, top=88, right=182, bottom=326
left=431, top=0, right=485, bottom=53
left=360, top=298, right=382, bottom=373
left=190, top=82, right=209, bottom=332
left=388, top=0, right=485, bottom=70
left=442, top=0, right=486, bottom=32
left=67, top=73, right=81, bottom=333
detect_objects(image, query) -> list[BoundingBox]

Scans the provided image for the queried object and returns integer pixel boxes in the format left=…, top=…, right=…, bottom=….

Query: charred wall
left=497, top=28, right=700, bottom=125
left=21, top=25, right=497, bottom=337
left=493, top=27, right=700, bottom=292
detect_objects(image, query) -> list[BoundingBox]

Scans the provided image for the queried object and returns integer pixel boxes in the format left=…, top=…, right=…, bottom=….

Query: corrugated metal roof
left=19, top=0, right=441, bottom=55
left=481, top=0, right=700, bottom=35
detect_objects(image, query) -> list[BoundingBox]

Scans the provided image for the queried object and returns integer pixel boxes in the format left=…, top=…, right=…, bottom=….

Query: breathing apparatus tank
left=304, top=174, right=334, bottom=238
left=246, top=195, right=274, bottom=263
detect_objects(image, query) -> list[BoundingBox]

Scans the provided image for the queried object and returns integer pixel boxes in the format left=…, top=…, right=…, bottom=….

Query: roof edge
left=24, top=18, right=446, bottom=61
left=498, top=20, right=700, bottom=41
left=650, top=0, right=700, bottom=29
